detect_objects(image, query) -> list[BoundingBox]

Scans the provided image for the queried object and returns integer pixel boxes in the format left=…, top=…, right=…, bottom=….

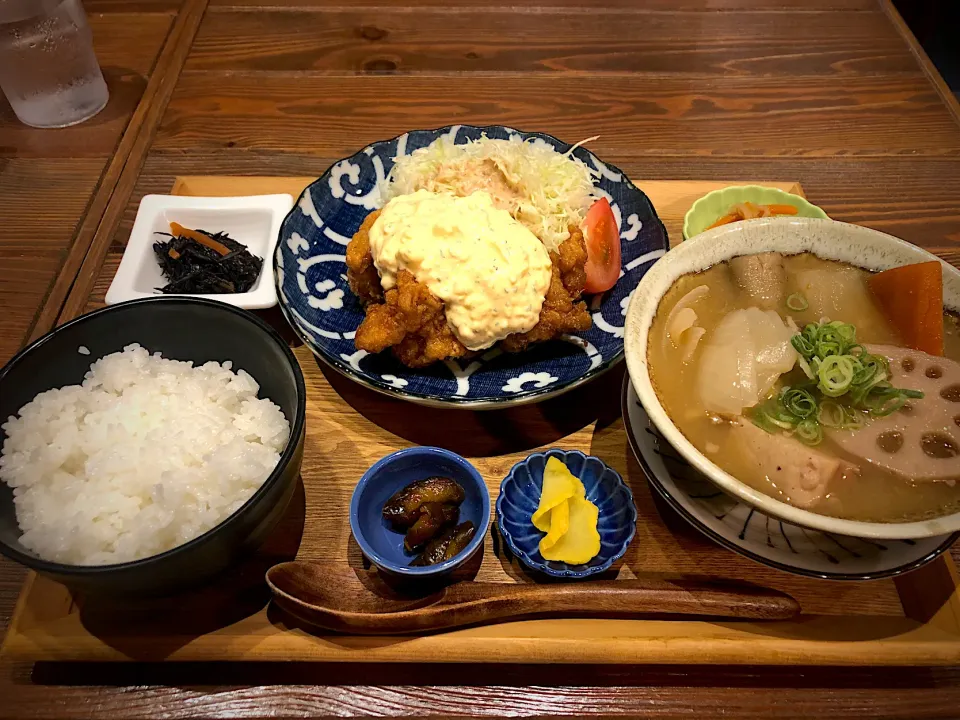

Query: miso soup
left=648, top=252, right=960, bottom=523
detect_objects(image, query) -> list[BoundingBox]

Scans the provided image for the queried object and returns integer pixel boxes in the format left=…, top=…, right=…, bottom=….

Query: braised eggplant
left=403, top=502, right=459, bottom=552
left=411, top=521, right=476, bottom=566
left=382, top=477, right=465, bottom=530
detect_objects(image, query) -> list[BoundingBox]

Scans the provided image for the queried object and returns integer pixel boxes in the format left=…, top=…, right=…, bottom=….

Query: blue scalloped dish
left=350, top=447, right=490, bottom=578
left=275, top=124, right=668, bottom=408
left=496, top=449, right=637, bottom=578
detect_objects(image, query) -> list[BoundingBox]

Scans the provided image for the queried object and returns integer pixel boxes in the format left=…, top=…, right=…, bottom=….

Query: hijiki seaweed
left=153, top=222, right=263, bottom=294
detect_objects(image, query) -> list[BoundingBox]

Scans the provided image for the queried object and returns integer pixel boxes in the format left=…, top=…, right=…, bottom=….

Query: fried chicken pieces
left=499, top=222, right=591, bottom=354
left=353, top=268, right=470, bottom=368
left=345, top=209, right=592, bottom=368
left=344, top=211, right=385, bottom=304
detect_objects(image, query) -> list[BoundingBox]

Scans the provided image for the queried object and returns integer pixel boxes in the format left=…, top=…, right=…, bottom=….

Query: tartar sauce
left=369, top=190, right=552, bottom=351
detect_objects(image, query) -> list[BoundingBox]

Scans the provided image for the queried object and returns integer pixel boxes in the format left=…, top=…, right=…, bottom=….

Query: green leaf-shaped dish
left=683, top=185, right=828, bottom=240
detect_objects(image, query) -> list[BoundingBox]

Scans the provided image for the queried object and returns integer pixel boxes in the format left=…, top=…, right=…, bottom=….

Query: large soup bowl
left=625, top=216, right=960, bottom=540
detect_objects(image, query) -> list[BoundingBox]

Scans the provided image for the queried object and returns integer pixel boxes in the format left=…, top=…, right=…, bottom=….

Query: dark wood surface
left=3, top=0, right=960, bottom=716
left=0, top=7, right=174, bottom=366
left=185, top=8, right=917, bottom=75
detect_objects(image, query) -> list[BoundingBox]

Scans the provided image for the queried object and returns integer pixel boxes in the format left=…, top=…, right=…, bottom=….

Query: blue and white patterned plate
left=622, top=377, right=957, bottom=581
left=275, top=125, right=668, bottom=408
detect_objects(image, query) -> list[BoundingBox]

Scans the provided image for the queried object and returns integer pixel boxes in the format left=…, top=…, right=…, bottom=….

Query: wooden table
left=1, top=0, right=960, bottom=716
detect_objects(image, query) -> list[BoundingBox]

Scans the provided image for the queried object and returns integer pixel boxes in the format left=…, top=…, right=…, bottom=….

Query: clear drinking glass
left=0, top=0, right=108, bottom=128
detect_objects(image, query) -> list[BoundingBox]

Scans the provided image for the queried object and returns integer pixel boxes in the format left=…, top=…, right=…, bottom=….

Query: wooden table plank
left=157, top=73, right=959, bottom=158
left=47, top=0, right=210, bottom=328
left=87, top=13, right=177, bottom=75
left=210, top=0, right=880, bottom=9
left=187, top=8, right=913, bottom=75
left=0, top=75, right=148, bottom=160
left=0, top=8, right=174, bottom=363
left=2, top=662, right=960, bottom=719
left=86, top=0, right=183, bottom=10
left=5, top=0, right=960, bottom=717
left=0, top=14, right=173, bottom=158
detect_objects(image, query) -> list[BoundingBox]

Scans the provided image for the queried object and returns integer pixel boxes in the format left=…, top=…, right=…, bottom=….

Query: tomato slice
left=582, top=198, right=621, bottom=294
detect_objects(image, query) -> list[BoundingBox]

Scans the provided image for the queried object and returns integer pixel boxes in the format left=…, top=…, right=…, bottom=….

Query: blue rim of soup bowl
left=624, top=216, right=960, bottom=540
left=349, top=447, right=490, bottom=577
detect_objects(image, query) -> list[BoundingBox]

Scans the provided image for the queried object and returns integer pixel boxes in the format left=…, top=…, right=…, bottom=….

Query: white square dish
left=105, top=194, right=294, bottom=309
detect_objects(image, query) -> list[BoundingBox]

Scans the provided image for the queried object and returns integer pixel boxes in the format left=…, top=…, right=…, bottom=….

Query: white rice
left=0, top=344, right=290, bottom=565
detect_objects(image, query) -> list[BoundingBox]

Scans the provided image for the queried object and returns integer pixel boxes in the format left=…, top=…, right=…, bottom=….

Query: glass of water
left=0, top=0, right=109, bottom=128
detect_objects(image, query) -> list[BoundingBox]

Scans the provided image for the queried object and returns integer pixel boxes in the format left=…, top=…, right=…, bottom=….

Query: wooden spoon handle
left=443, top=578, right=800, bottom=622
left=268, top=562, right=799, bottom=635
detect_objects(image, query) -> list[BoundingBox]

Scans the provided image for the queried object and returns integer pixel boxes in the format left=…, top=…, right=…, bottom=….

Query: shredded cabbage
left=381, top=134, right=600, bottom=253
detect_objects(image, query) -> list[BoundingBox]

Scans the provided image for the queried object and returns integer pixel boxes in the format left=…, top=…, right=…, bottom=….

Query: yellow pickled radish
left=539, top=495, right=601, bottom=564
left=531, top=457, right=577, bottom=532
left=572, top=475, right=586, bottom=499
left=530, top=456, right=601, bottom=565
left=538, top=501, right=569, bottom=554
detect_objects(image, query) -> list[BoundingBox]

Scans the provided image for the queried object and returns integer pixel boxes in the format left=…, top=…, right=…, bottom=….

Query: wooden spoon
left=266, top=562, right=800, bottom=634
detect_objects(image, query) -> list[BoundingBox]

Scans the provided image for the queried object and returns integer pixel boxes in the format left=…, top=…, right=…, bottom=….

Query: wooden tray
left=3, top=178, right=960, bottom=665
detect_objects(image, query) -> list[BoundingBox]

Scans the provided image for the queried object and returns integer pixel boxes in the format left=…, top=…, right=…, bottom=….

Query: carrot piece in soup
left=867, top=261, right=944, bottom=355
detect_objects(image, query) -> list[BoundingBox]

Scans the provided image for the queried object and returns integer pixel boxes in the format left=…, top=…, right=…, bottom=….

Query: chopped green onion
left=832, top=321, right=857, bottom=345
left=816, top=322, right=852, bottom=358
left=817, top=355, right=858, bottom=397
left=861, top=384, right=906, bottom=416
left=781, top=386, right=817, bottom=418
left=751, top=413, right=775, bottom=433
left=795, top=419, right=823, bottom=446
left=792, top=320, right=862, bottom=361
left=766, top=407, right=798, bottom=430
left=752, top=319, right=927, bottom=446
left=786, top=292, right=809, bottom=312
left=816, top=400, right=842, bottom=427
left=791, top=333, right=816, bottom=358
left=861, top=385, right=925, bottom=417
left=852, top=353, right=885, bottom=387
left=817, top=400, right=864, bottom=430
left=751, top=409, right=788, bottom=434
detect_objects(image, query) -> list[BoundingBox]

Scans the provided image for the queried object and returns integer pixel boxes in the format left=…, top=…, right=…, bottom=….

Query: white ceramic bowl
left=624, top=216, right=960, bottom=540
left=106, top=194, right=294, bottom=309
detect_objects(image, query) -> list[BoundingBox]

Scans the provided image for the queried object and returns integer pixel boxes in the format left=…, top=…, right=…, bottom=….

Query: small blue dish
left=496, top=449, right=637, bottom=579
left=350, top=447, right=490, bottom=577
